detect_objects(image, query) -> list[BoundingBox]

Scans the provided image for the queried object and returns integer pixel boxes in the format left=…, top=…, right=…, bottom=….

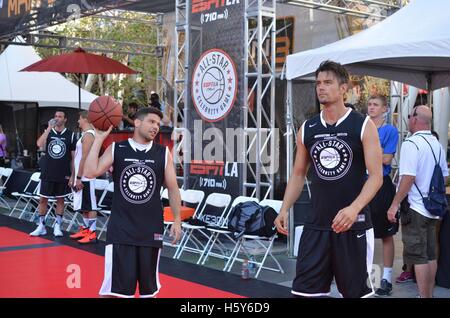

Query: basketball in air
left=88, top=96, right=123, bottom=131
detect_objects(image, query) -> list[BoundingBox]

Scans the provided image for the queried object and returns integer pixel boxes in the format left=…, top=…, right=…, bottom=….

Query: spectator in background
left=150, top=91, right=162, bottom=110
left=387, top=105, right=448, bottom=298
left=69, top=111, right=98, bottom=244
left=31, top=109, right=76, bottom=237
left=396, top=128, right=441, bottom=286
left=366, top=95, right=399, bottom=296
left=122, top=102, right=139, bottom=129
left=0, top=125, right=7, bottom=167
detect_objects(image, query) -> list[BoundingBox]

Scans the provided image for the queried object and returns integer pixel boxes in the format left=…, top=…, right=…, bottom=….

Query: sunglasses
left=408, top=108, right=418, bottom=119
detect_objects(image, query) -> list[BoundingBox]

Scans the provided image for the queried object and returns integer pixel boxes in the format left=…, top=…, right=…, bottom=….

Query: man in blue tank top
left=275, top=60, right=383, bottom=298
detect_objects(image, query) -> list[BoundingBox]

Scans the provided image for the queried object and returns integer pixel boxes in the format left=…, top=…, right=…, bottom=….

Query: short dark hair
left=135, top=106, right=163, bottom=120
left=368, top=94, right=388, bottom=106
left=55, top=108, right=67, bottom=118
left=315, top=60, right=349, bottom=85
left=79, top=110, right=89, bottom=119
left=128, top=102, right=139, bottom=109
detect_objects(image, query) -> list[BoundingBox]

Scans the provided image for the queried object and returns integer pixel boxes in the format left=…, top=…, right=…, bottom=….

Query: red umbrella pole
left=78, top=74, right=81, bottom=110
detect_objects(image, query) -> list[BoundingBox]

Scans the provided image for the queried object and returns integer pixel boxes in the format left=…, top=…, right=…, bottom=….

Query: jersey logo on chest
left=48, top=138, right=67, bottom=159
left=120, top=163, right=157, bottom=204
left=310, top=138, right=353, bottom=181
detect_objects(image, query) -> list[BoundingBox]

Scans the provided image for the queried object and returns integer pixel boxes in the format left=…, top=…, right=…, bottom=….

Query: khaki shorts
left=401, top=208, right=438, bottom=265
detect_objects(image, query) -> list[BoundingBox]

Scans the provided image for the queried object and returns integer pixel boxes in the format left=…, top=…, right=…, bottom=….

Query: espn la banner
left=187, top=0, right=244, bottom=198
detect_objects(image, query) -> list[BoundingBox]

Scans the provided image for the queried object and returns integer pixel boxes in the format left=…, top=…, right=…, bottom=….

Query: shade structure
left=0, top=38, right=97, bottom=108
left=21, top=48, right=138, bottom=109
left=286, top=0, right=450, bottom=91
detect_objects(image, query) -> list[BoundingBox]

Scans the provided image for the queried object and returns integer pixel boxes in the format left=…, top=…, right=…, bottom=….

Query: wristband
left=76, top=176, right=82, bottom=180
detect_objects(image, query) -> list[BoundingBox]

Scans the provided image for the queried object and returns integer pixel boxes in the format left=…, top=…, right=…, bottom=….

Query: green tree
left=35, top=11, right=161, bottom=109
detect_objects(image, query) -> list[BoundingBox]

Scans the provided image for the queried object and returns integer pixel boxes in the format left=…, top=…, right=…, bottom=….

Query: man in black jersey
left=30, top=109, right=76, bottom=237
left=275, top=60, right=383, bottom=298
left=85, top=106, right=182, bottom=298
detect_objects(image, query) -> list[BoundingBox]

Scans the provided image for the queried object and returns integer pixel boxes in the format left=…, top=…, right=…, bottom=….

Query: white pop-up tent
left=0, top=38, right=97, bottom=109
left=283, top=0, right=450, bottom=196
left=286, top=0, right=450, bottom=90
left=284, top=0, right=450, bottom=153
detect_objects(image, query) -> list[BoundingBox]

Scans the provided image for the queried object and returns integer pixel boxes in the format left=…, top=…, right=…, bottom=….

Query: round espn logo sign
left=192, top=49, right=238, bottom=122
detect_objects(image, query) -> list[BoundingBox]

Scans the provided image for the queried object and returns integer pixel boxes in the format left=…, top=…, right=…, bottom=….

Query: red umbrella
left=21, top=48, right=137, bottom=109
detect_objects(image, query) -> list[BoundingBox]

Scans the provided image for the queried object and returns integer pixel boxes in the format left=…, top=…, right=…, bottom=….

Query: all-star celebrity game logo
left=192, top=49, right=238, bottom=122
left=120, top=163, right=156, bottom=204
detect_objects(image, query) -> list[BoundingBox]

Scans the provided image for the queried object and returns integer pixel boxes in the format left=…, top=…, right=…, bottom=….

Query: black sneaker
left=375, top=279, right=393, bottom=296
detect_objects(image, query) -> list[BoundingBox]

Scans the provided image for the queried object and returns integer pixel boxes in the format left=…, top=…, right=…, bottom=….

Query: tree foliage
left=35, top=11, right=161, bottom=108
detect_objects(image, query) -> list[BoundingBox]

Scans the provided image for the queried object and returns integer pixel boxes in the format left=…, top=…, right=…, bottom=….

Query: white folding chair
left=225, top=199, right=284, bottom=278
left=199, top=196, right=259, bottom=267
left=9, top=172, right=41, bottom=219
left=161, top=187, right=183, bottom=235
left=96, top=181, right=114, bottom=240
left=163, top=189, right=205, bottom=246
left=173, top=192, right=231, bottom=260
left=0, top=168, right=13, bottom=209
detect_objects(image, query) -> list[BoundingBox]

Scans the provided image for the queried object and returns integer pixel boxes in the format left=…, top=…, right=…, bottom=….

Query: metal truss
left=1, top=31, right=163, bottom=57
left=283, top=0, right=404, bottom=19
left=243, top=0, right=277, bottom=200
left=174, top=0, right=190, bottom=186
left=0, top=0, right=140, bottom=40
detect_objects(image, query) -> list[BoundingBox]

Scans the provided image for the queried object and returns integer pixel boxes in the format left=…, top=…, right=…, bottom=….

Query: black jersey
left=302, top=109, right=372, bottom=231
left=41, top=128, right=76, bottom=182
left=107, top=139, right=167, bottom=247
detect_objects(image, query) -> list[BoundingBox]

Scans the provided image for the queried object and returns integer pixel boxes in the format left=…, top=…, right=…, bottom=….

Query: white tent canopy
left=0, top=37, right=97, bottom=109
left=286, top=0, right=450, bottom=90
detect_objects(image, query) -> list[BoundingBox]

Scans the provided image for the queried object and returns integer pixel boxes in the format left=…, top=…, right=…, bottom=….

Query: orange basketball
left=88, top=96, right=123, bottom=131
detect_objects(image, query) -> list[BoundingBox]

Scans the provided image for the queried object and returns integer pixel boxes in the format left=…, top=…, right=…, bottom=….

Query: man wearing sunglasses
left=387, top=105, right=448, bottom=298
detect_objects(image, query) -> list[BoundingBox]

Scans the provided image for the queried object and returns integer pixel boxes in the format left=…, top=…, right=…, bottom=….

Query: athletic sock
left=56, top=215, right=62, bottom=225
left=383, top=267, right=393, bottom=283
left=39, top=215, right=45, bottom=225
left=83, top=217, right=90, bottom=228
left=88, top=218, right=97, bottom=232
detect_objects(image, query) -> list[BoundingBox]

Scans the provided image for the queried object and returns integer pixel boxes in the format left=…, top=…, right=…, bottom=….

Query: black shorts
left=292, top=227, right=375, bottom=298
left=99, top=244, right=161, bottom=298
left=73, top=180, right=97, bottom=212
left=369, top=175, right=398, bottom=238
left=39, top=180, right=71, bottom=198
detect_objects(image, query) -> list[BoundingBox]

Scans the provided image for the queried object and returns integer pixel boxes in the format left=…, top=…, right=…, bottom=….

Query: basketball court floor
left=1, top=204, right=449, bottom=298
left=0, top=214, right=291, bottom=298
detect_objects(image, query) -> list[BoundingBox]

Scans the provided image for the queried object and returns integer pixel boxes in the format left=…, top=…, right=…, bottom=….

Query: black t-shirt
left=107, top=139, right=167, bottom=247
left=150, top=101, right=161, bottom=110
left=123, top=113, right=136, bottom=129
left=41, top=128, right=76, bottom=182
left=302, top=109, right=372, bottom=231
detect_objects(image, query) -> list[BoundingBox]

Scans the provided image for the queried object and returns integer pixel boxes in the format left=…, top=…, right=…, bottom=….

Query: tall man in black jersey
left=275, top=61, right=383, bottom=298
left=31, top=109, right=76, bottom=237
left=84, top=107, right=182, bottom=298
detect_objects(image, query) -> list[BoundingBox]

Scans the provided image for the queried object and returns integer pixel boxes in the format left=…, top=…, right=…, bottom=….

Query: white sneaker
left=30, top=224, right=47, bottom=236
left=53, top=223, right=63, bottom=237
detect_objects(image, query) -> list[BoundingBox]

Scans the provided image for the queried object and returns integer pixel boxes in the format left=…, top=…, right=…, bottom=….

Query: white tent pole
left=286, top=79, right=295, bottom=257
left=433, top=88, right=450, bottom=153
